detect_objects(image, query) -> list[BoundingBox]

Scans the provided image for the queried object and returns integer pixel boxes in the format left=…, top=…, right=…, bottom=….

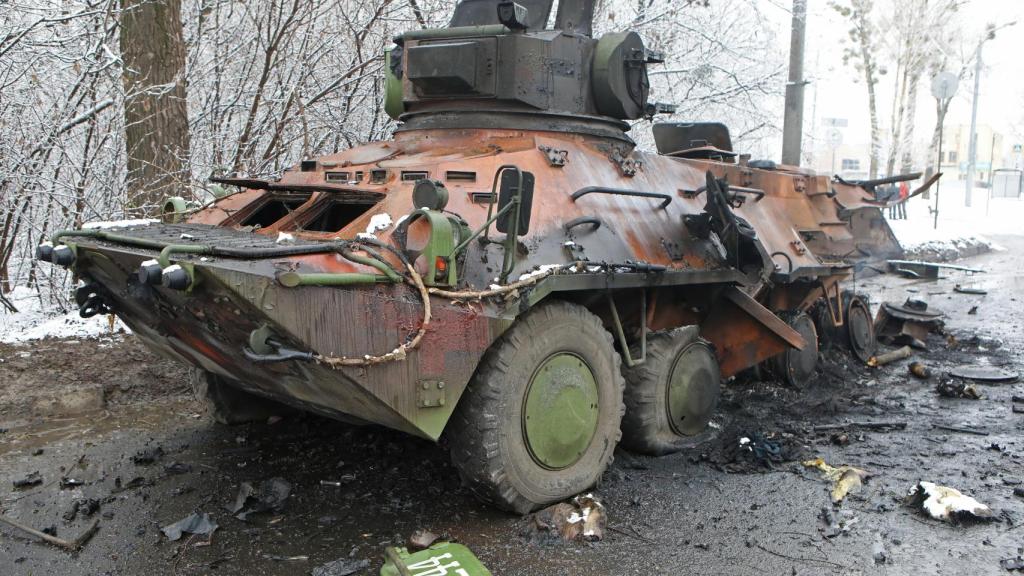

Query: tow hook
left=75, top=284, right=111, bottom=318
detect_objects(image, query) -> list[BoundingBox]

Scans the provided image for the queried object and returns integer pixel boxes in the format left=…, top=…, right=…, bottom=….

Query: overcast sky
left=761, top=0, right=1024, bottom=152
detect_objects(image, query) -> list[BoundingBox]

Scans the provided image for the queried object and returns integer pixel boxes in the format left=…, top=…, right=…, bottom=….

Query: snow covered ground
left=887, top=184, right=1024, bottom=258
left=0, top=285, right=128, bottom=345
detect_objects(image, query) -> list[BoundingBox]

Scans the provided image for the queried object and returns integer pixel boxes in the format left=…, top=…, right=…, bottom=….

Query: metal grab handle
left=571, top=187, right=672, bottom=209
left=564, top=216, right=603, bottom=232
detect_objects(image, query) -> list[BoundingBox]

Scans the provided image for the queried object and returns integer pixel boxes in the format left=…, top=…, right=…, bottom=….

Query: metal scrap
left=949, top=366, right=1019, bottom=384
left=874, top=299, right=944, bottom=349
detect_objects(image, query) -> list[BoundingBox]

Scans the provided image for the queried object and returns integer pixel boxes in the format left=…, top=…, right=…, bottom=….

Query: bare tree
left=121, top=0, right=191, bottom=214
left=831, top=0, right=883, bottom=178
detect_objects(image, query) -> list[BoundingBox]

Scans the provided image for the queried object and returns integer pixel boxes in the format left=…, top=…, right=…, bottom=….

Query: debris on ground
left=12, top=471, right=42, bottom=489
left=228, top=477, right=291, bottom=521
left=63, top=498, right=100, bottom=522
left=0, top=514, right=99, bottom=551
left=949, top=366, right=1020, bottom=384
left=872, top=538, right=888, bottom=564
left=382, top=542, right=491, bottom=576
left=874, top=299, right=944, bottom=349
left=812, top=421, right=907, bottom=432
left=933, top=423, right=989, bottom=436
left=802, top=458, right=871, bottom=504
left=408, top=529, right=440, bottom=551
left=908, top=481, right=993, bottom=522
left=59, top=477, right=84, bottom=489
left=131, top=446, right=164, bottom=465
left=160, top=512, right=218, bottom=541
left=263, top=553, right=309, bottom=562
left=1001, top=556, right=1024, bottom=571
left=736, top=433, right=783, bottom=465
left=311, top=557, right=370, bottom=576
left=819, top=507, right=858, bottom=538
left=954, top=285, right=988, bottom=295
left=936, top=380, right=982, bottom=399
left=909, top=362, right=931, bottom=379
left=163, top=462, right=192, bottom=475
left=868, top=346, right=913, bottom=367
left=531, top=493, right=606, bottom=542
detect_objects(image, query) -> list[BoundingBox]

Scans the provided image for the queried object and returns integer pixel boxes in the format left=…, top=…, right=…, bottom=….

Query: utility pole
left=781, top=0, right=807, bottom=166
left=964, top=42, right=983, bottom=206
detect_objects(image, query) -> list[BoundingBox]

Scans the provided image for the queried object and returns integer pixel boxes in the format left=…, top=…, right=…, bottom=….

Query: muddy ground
left=2, top=236, right=1023, bottom=576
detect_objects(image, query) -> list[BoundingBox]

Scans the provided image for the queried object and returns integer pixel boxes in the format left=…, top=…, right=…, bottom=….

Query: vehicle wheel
left=842, top=293, right=876, bottom=363
left=189, top=368, right=292, bottom=425
left=446, top=301, right=625, bottom=514
left=768, top=311, right=819, bottom=389
left=621, top=326, right=721, bottom=456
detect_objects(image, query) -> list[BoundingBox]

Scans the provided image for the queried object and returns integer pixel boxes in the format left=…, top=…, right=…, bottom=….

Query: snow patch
left=365, top=213, right=393, bottom=235
left=82, top=218, right=159, bottom=230
left=0, top=285, right=128, bottom=344
left=276, top=232, right=295, bottom=244
left=517, top=264, right=563, bottom=282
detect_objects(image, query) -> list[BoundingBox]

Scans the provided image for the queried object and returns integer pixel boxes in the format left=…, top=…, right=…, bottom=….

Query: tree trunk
left=859, top=35, right=881, bottom=178
left=898, top=72, right=921, bottom=175
left=120, top=0, right=191, bottom=216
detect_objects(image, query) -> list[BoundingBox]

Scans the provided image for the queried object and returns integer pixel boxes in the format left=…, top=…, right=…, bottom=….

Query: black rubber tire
left=189, top=368, right=293, bottom=425
left=768, top=311, right=819, bottom=389
left=620, top=327, right=722, bottom=456
left=445, top=301, right=625, bottom=514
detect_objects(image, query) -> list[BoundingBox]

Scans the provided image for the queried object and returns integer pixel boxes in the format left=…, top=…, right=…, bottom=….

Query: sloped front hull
left=70, top=226, right=495, bottom=440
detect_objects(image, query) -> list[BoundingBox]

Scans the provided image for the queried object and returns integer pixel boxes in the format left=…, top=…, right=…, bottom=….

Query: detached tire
left=621, top=327, right=721, bottom=456
left=446, top=301, right=625, bottom=514
left=190, top=368, right=292, bottom=425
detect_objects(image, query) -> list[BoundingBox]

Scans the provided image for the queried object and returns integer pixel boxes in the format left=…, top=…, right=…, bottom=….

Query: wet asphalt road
left=2, top=236, right=1024, bottom=576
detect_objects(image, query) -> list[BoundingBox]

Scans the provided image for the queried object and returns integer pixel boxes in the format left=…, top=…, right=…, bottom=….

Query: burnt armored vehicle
left=39, top=0, right=896, bottom=512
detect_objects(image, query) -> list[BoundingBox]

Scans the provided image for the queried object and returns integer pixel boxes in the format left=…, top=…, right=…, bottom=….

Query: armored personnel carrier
left=38, top=0, right=900, bottom=512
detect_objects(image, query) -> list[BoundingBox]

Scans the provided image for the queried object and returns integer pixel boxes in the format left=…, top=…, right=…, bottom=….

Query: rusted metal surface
left=43, top=2, right=902, bottom=440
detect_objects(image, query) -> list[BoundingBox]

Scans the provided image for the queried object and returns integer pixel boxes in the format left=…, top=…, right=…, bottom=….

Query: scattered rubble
left=131, top=446, right=164, bottom=466
left=160, top=512, right=218, bottom=541
left=874, top=299, right=945, bottom=349
left=311, top=557, right=369, bottom=576
left=819, top=507, right=858, bottom=538
left=1001, top=556, right=1024, bottom=571
left=868, top=346, right=912, bottom=367
left=936, top=380, right=982, bottom=399
left=802, top=458, right=871, bottom=504
left=12, top=471, right=42, bottom=489
left=408, top=529, right=441, bottom=551
left=909, top=361, right=931, bottom=379
left=908, top=481, right=993, bottom=522
left=0, top=514, right=99, bottom=551
left=228, top=477, right=291, bottom=521
left=531, top=493, right=606, bottom=542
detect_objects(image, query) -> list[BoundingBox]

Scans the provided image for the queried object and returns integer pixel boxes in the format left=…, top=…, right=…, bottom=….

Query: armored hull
left=38, top=0, right=915, bottom=512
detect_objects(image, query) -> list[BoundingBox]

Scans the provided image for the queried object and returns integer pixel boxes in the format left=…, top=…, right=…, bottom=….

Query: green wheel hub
left=666, top=344, right=719, bottom=436
left=522, top=353, right=600, bottom=470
